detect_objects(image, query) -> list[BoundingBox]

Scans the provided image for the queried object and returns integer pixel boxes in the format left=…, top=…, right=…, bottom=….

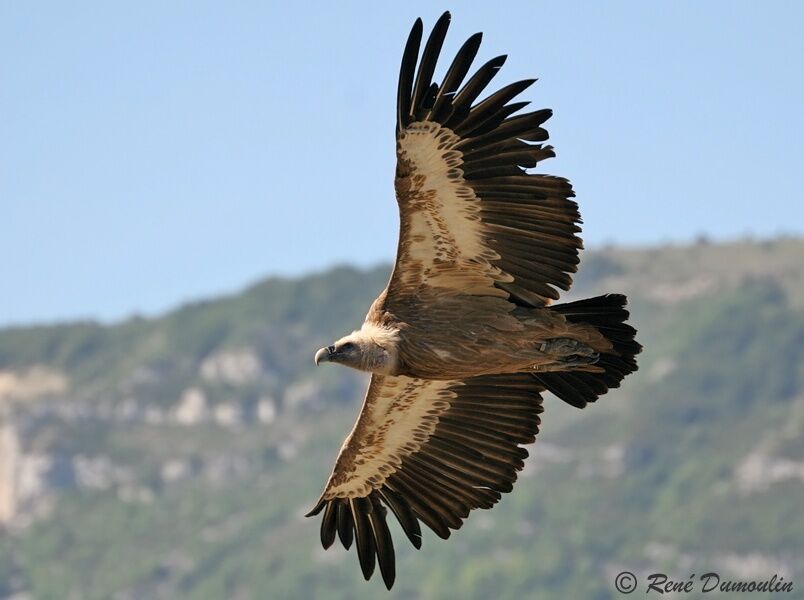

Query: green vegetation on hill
left=0, top=239, right=803, bottom=599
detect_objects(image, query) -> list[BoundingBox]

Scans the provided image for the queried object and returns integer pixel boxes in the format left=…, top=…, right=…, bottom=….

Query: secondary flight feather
left=305, top=11, right=642, bottom=589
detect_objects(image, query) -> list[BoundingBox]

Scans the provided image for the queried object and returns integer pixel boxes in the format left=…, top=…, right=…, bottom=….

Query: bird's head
left=314, top=327, right=399, bottom=374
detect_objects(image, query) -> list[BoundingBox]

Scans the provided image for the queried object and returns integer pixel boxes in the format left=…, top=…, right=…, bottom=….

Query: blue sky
left=2, top=2, right=802, bottom=326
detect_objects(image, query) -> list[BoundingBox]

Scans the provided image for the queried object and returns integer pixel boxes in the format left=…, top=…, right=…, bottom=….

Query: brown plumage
left=307, top=12, right=642, bottom=589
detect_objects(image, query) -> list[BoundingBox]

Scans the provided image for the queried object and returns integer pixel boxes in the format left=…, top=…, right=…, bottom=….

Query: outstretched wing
left=387, top=11, right=581, bottom=309
left=305, top=373, right=544, bottom=589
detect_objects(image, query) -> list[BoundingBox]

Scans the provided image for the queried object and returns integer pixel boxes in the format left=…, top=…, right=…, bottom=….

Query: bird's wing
left=386, top=11, right=581, bottom=309
left=305, top=372, right=544, bottom=589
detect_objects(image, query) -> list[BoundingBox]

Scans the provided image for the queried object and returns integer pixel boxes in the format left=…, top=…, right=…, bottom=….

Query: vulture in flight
left=306, top=11, right=641, bottom=589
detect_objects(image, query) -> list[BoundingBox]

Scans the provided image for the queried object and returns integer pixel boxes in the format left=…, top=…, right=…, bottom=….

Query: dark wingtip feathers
left=351, top=497, right=377, bottom=581
left=410, top=11, right=451, bottom=121
left=320, top=501, right=337, bottom=549
left=313, top=493, right=412, bottom=589
left=304, top=498, right=326, bottom=517
left=397, top=18, right=424, bottom=133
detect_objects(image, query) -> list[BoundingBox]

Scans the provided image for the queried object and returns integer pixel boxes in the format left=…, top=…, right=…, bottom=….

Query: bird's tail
left=533, top=294, right=642, bottom=408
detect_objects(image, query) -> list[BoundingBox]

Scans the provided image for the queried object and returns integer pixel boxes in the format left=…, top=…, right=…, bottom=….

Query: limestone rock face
left=0, top=421, right=20, bottom=524
left=199, top=348, right=262, bottom=385
left=0, top=366, right=67, bottom=403
left=174, top=387, right=209, bottom=425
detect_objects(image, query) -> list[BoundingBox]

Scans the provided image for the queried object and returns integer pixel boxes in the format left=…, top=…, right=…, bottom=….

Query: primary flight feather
left=305, top=12, right=642, bottom=589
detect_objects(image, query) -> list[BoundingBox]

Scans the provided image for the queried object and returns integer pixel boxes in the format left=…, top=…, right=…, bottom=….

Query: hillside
left=1, top=237, right=803, bottom=599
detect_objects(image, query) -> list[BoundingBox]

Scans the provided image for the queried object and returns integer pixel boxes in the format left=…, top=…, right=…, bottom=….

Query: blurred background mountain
left=1, top=236, right=802, bottom=600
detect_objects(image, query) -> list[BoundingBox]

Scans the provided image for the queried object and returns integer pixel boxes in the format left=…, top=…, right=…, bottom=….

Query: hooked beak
left=315, top=345, right=335, bottom=366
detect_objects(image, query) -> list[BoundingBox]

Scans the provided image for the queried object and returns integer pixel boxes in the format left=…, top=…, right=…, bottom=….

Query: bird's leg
left=539, top=337, right=597, bottom=357
left=556, top=354, right=600, bottom=367
left=531, top=359, right=601, bottom=373
left=538, top=337, right=600, bottom=368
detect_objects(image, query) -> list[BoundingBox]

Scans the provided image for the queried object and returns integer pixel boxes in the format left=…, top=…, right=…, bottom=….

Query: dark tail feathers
left=533, top=294, right=642, bottom=408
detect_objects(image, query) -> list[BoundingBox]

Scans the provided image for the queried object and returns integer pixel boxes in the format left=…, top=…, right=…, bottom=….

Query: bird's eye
left=340, top=342, right=355, bottom=352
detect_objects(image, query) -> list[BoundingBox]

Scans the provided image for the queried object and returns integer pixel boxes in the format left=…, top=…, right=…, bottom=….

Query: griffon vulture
left=305, top=11, right=641, bottom=589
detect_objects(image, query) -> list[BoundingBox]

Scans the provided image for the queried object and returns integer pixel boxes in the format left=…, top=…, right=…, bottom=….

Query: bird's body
left=339, top=292, right=611, bottom=380
left=306, top=12, right=642, bottom=589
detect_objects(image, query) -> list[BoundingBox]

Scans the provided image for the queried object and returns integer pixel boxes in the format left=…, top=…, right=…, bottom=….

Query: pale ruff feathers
left=322, top=377, right=456, bottom=499
left=358, top=322, right=401, bottom=349
left=397, top=121, right=513, bottom=294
